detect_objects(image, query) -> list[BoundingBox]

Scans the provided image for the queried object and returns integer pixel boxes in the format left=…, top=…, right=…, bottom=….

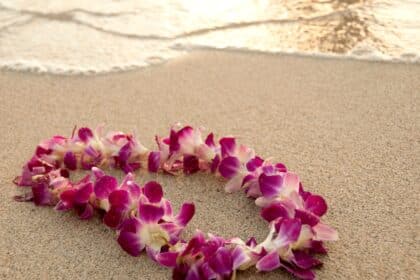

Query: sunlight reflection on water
left=0, top=0, right=418, bottom=74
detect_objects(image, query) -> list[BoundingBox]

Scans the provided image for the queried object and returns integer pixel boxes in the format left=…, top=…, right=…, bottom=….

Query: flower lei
left=13, top=125, right=338, bottom=280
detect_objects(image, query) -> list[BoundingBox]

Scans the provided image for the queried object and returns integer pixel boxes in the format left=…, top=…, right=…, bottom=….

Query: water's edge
left=1, top=47, right=418, bottom=77
left=1, top=44, right=418, bottom=76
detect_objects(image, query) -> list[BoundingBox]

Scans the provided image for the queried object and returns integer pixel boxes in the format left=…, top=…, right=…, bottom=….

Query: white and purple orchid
left=169, top=231, right=250, bottom=280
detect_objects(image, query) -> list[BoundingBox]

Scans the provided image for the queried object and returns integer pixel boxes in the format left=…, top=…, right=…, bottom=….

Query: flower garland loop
left=14, top=125, right=338, bottom=280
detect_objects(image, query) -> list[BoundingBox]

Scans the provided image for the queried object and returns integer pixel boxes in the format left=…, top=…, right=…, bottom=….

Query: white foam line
left=0, top=59, right=166, bottom=75
left=0, top=45, right=418, bottom=76
left=174, top=44, right=420, bottom=64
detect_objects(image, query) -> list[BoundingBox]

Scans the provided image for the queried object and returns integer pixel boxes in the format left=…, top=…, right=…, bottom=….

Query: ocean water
left=0, top=0, right=419, bottom=74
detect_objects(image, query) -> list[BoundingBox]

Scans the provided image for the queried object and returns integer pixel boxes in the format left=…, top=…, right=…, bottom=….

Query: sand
left=0, top=51, right=419, bottom=279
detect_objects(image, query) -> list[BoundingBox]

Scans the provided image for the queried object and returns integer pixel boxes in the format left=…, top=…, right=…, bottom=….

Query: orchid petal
left=262, top=165, right=276, bottom=175
left=196, top=144, right=215, bottom=163
left=246, top=237, right=257, bottom=247
left=293, top=250, right=322, bottom=270
left=120, top=217, right=141, bottom=233
left=156, top=251, right=179, bottom=267
left=32, top=182, right=51, bottom=206
left=74, top=182, right=93, bottom=204
left=276, top=218, right=302, bottom=246
left=169, top=129, right=180, bottom=153
left=255, top=196, right=273, bottom=208
left=275, top=163, right=287, bottom=172
left=292, top=224, right=314, bottom=250
left=162, top=199, right=173, bottom=216
left=282, top=172, right=300, bottom=196
left=54, top=200, right=67, bottom=210
left=299, top=183, right=311, bottom=200
left=63, top=151, right=77, bottom=170
left=148, top=151, right=160, bottom=172
left=143, top=181, right=163, bottom=203
left=236, top=144, right=255, bottom=163
left=313, top=223, right=338, bottom=241
left=58, top=188, right=77, bottom=210
left=218, top=156, right=240, bottom=179
left=177, top=126, right=195, bottom=154
left=308, top=241, right=327, bottom=254
left=256, top=251, right=280, bottom=271
left=304, top=195, right=327, bottom=217
left=108, top=189, right=130, bottom=208
left=128, top=183, right=141, bottom=199
left=200, top=263, right=216, bottom=279
left=35, top=145, right=51, bottom=157
left=232, top=246, right=251, bottom=270
left=91, top=167, right=105, bottom=179
left=118, top=143, right=131, bottom=164
left=94, top=175, right=118, bottom=199
left=210, top=155, right=220, bottom=173
left=185, top=266, right=201, bottom=280
left=224, top=175, right=243, bottom=193
left=208, top=247, right=233, bottom=276
left=183, top=155, right=199, bottom=175
left=139, top=204, right=164, bottom=223
left=104, top=206, right=125, bottom=228
left=295, top=209, right=319, bottom=226
left=246, top=156, right=264, bottom=172
left=280, top=262, right=316, bottom=280
left=117, top=230, right=145, bottom=257
left=78, top=127, right=93, bottom=142
left=259, top=173, right=283, bottom=197
left=172, top=264, right=190, bottom=280
left=176, top=202, right=195, bottom=226
left=120, top=172, right=134, bottom=188
left=261, top=203, right=289, bottom=222
left=14, top=165, right=33, bottom=186
left=160, top=222, right=182, bottom=242
left=77, top=203, right=94, bottom=219
left=219, top=137, right=236, bottom=158
left=244, top=180, right=262, bottom=198
left=205, top=133, right=215, bottom=147
left=177, top=126, right=193, bottom=140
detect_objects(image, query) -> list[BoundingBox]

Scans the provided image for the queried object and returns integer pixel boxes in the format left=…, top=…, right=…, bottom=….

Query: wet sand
left=0, top=51, right=419, bottom=279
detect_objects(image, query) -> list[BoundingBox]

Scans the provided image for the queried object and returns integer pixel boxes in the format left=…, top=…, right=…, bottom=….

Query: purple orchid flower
left=102, top=173, right=142, bottom=228
left=152, top=125, right=217, bottom=174
left=171, top=231, right=250, bottom=280
left=217, top=138, right=255, bottom=193
left=55, top=175, right=94, bottom=219
left=117, top=200, right=195, bottom=257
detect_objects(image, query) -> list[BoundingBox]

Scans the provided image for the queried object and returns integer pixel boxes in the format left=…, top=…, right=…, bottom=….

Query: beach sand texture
left=0, top=51, right=419, bottom=279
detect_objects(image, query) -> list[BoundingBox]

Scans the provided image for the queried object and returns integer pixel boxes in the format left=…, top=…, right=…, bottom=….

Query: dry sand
left=0, top=51, right=419, bottom=279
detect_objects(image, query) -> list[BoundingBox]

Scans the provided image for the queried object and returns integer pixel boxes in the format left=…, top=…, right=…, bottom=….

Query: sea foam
left=0, top=0, right=419, bottom=75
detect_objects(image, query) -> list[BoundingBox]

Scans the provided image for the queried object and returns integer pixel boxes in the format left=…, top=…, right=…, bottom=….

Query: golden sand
left=0, top=51, right=419, bottom=279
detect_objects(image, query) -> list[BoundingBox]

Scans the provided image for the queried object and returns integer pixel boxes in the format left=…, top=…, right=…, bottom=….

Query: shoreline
left=0, top=51, right=419, bottom=279
left=1, top=47, right=419, bottom=76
